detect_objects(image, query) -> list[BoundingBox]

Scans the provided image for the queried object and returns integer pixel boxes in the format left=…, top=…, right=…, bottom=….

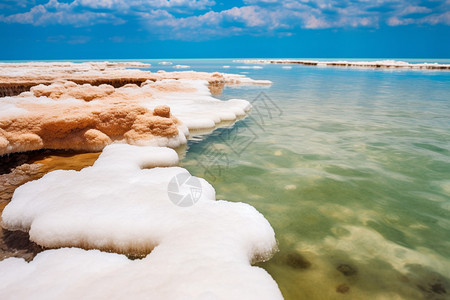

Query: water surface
left=178, top=59, right=450, bottom=299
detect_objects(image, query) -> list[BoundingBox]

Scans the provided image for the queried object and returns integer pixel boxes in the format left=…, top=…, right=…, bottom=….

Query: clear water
left=166, top=59, right=450, bottom=299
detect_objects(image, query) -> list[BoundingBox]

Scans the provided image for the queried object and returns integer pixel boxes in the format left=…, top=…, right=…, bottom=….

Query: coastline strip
left=235, top=59, right=450, bottom=70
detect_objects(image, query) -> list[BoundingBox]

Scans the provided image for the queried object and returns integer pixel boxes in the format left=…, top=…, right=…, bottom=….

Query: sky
left=0, top=0, right=449, bottom=59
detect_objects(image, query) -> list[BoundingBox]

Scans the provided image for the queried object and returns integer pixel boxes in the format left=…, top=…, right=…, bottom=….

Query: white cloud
left=303, top=15, right=330, bottom=29
left=0, top=0, right=448, bottom=39
left=133, top=0, right=450, bottom=39
left=75, top=0, right=215, bottom=10
left=137, top=5, right=294, bottom=40
left=421, top=11, right=450, bottom=25
left=400, top=5, right=432, bottom=15
left=0, top=1, right=124, bottom=26
left=387, top=16, right=405, bottom=26
left=225, top=6, right=266, bottom=27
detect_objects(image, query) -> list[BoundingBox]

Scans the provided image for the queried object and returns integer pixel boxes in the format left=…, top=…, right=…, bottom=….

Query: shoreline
left=0, top=61, right=271, bottom=97
left=235, top=59, right=450, bottom=70
left=0, top=62, right=271, bottom=155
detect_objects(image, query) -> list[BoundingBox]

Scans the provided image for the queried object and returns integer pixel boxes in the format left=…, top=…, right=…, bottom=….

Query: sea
left=169, top=58, right=450, bottom=299
left=4, top=58, right=450, bottom=299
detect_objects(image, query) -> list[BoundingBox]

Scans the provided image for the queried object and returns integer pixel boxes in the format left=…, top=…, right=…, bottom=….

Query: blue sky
left=1, top=0, right=449, bottom=59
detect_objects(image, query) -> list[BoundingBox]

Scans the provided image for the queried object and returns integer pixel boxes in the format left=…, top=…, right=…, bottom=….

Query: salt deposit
left=140, top=80, right=252, bottom=130
left=0, top=61, right=150, bottom=78
left=173, top=65, right=190, bottom=69
left=0, top=144, right=282, bottom=299
left=0, top=62, right=271, bottom=97
left=0, top=89, right=185, bottom=155
left=235, top=59, right=450, bottom=70
left=0, top=65, right=271, bottom=155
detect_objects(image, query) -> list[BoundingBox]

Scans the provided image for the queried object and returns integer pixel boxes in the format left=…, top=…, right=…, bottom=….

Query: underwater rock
left=417, top=279, right=448, bottom=297
left=337, top=264, right=358, bottom=276
left=430, top=283, right=446, bottom=294
left=285, top=252, right=312, bottom=269
left=336, top=283, right=350, bottom=294
left=405, top=264, right=450, bottom=298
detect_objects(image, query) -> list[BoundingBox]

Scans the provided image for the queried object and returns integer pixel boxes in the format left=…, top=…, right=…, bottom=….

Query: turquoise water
left=168, top=59, right=450, bottom=299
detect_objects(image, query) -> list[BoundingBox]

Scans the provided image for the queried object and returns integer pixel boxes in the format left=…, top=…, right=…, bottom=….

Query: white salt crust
left=0, top=144, right=282, bottom=300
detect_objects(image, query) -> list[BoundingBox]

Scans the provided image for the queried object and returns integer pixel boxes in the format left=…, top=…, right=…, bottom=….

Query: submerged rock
left=417, top=279, right=448, bottom=297
left=336, top=283, right=350, bottom=294
left=405, top=264, right=450, bottom=298
left=285, top=252, right=312, bottom=269
left=337, top=264, right=358, bottom=276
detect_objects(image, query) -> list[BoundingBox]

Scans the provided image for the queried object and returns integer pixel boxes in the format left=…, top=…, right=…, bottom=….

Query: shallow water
left=173, top=59, right=450, bottom=299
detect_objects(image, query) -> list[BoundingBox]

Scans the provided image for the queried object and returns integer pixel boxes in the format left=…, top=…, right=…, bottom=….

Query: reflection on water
left=180, top=62, right=450, bottom=299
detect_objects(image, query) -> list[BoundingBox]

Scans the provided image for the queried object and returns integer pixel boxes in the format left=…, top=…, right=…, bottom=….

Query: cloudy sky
left=1, top=0, right=449, bottom=59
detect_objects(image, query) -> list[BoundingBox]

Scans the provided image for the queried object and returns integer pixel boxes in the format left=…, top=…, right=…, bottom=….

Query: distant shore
left=235, top=59, right=450, bottom=70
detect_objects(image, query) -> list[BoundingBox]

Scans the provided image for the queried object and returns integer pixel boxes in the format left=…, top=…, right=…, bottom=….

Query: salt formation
left=0, top=75, right=265, bottom=155
left=0, top=86, right=185, bottom=155
left=235, top=59, right=450, bottom=70
left=173, top=64, right=190, bottom=69
left=0, top=144, right=282, bottom=299
left=0, top=61, right=151, bottom=77
left=0, top=62, right=271, bottom=97
left=140, top=79, right=252, bottom=130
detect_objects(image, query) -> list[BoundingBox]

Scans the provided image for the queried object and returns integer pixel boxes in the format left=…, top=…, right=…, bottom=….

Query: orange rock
left=153, top=105, right=171, bottom=118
